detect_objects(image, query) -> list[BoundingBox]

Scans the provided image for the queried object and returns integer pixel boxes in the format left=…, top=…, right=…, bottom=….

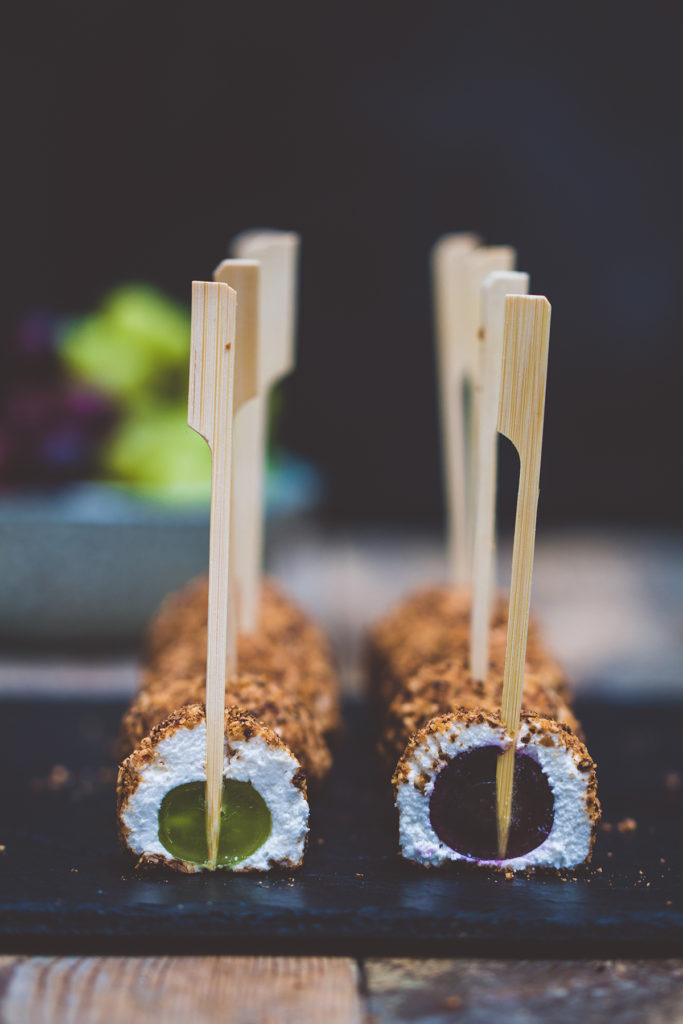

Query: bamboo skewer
left=188, top=281, right=237, bottom=869
left=470, top=271, right=529, bottom=683
left=432, top=234, right=479, bottom=585
left=495, top=295, right=551, bottom=858
left=432, top=239, right=516, bottom=584
left=211, top=260, right=261, bottom=655
left=229, top=231, right=300, bottom=632
left=462, top=248, right=516, bottom=569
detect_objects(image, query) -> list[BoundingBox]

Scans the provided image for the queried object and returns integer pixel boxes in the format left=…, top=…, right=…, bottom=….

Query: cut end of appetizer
left=117, top=704, right=309, bottom=872
left=393, top=709, right=600, bottom=872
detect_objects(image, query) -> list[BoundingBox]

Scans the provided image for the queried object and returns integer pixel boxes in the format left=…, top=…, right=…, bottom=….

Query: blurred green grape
left=56, top=283, right=291, bottom=505
left=59, top=285, right=190, bottom=405
left=102, top=405, right=211, bottom=504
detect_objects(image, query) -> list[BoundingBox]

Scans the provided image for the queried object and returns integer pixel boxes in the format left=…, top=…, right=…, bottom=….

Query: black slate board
left=1, top=698, right=681, bottom=955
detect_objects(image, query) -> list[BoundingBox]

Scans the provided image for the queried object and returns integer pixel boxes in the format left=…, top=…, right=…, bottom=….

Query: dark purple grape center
left=429, top=745, right=554, bottom=860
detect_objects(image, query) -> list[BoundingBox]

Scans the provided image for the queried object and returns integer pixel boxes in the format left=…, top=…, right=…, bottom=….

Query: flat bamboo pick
left=211, top=259, right=261, bottom=650
left=228, top=231, right=300, bottom=632
left=432, top=239, right=516, bottom=584
left=462, top=248, right=516, bottom=568
left=495, top=294, right=551, bottom=859
left=432, top=234, right=479, bottom=585
left=470, top=271, right=529, bottom=683
left=188, top=280, right=237, bottom=869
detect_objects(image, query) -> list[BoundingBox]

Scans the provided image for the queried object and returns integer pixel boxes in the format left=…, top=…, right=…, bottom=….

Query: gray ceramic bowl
left=0, top=458, right=320, bottom=648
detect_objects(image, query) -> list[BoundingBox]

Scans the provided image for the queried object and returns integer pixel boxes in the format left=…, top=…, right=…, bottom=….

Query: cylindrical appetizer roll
left=144, top=575, right=331, bottom=665
left=120, top=672, right=332, bottom=787
left=141, top=633, right=340, bottom=739
left=369, top=585, right=598, bottom=872
left=393, top=708, right=599, bottom=872
left=368, top=584, right=569, bottom=706
left=117, top=576, right=339, bottom=872
left=142, top=575, right=340, bottom=735
left=379, top=659, right=580, bottom=768
left=117, top=704, right=309, bottom=872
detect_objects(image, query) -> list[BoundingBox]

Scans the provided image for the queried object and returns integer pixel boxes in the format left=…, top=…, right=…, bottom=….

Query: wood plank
left=365, top=958, right=683, bottom=1024
left=0, top=956, right=364, bottom=1024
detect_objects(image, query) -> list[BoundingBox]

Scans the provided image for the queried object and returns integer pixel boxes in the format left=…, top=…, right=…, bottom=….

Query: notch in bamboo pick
left=470, top=271, right=529, bottom=684
left=228, top=230, right=300, bottom=632
left=211, top=259, right=261, bottom=652
left=188, top=280, right=237, bottom=869
left=495, top=294, right=551, bottom=859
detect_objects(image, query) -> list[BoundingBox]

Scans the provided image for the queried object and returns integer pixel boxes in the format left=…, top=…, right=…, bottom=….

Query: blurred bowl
left=0, top=456, right=321, bottom=648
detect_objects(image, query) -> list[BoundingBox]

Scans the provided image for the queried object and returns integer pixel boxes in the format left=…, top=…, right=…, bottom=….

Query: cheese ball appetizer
left=117, top=704, right=309, bottom=872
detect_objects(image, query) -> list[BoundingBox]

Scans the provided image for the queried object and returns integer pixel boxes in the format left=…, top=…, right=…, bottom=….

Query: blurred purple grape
left=0, top=314, right=118, bottom=490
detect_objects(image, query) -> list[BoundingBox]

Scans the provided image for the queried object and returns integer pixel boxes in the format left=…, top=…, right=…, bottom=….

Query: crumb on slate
left=664, top=772, right=681, bottom=791
left=617, top=817, right=637, bottom=834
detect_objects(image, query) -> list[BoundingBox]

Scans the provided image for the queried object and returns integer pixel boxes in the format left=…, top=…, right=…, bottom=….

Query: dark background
left=3, top=0, right=682, bottom=527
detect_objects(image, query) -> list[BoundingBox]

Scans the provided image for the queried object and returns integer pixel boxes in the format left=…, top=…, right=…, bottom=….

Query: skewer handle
left=232, top=231, right=299, bottom=389
left=228, top=232, right=300, bottom=631
left=432, top=234, right=480, bottom=584
left=211, top=259, right=260, bottom=649
left=462, top=248, right=516, bottom=568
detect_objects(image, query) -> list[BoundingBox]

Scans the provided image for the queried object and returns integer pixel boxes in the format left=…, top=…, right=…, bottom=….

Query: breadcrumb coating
left=368, top=584, right=569, bottom=705
left=121, top=671, right=331, bottom=786
left=141, top=575, right=340, bottom=734
left=380, top=658, right=580, bottom=766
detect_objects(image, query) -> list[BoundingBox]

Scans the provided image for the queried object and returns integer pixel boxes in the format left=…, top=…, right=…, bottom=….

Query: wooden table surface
left=2, top=956, right=683, bottom=1023
left=2, top=528, right=682, bottom=1022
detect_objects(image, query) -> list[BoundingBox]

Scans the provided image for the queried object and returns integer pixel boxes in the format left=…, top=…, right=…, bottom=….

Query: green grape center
left=158, top=780, right=272, bottom=867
